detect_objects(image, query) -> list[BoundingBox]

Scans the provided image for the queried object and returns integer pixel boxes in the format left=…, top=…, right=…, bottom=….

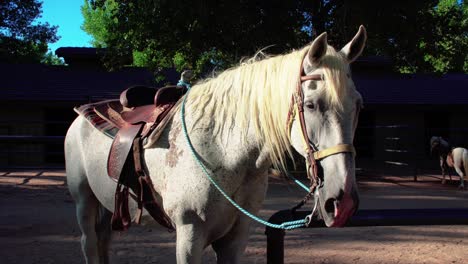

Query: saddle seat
left=120, top=85, right=158, bottom=108
left=119, top=85, right=185, bottom=125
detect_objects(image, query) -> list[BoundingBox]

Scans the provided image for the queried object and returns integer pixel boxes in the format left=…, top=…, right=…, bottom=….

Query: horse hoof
left=458, top=185, right=465, bottom=190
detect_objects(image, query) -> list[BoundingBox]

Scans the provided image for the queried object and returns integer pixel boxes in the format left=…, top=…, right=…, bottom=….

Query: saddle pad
left=74, top=100, right=120, bottom=138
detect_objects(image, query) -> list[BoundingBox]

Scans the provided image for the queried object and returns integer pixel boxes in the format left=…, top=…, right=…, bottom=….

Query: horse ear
left=306, top=32, right=328, bottom=67
left=341, top=25, right=367, bottom=63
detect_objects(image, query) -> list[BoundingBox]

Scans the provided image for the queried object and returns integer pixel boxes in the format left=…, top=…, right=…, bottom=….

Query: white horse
left=430, top=136, right=468, bottom=189
left=65, top=26, right=367, bottom=263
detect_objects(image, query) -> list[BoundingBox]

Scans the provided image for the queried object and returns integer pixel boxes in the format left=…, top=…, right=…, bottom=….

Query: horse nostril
left=324, top=198, right=337, bottom=216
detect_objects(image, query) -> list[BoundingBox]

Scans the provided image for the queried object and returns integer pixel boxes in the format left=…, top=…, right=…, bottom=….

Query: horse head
left=290, top=26, right=366, bottom=227
left=430, top=136, right=450, bottom=155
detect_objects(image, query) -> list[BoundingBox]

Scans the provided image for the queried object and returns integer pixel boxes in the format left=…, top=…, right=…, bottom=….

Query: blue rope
left=284, top=171, right=310, bottom=192
left=177, top=80, right=191, bottom=90
left=180, top=87, right=307, bottom=230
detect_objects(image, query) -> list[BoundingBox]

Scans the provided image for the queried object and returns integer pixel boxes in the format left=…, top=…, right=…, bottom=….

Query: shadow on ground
left=0, top=170, right=467, bottom=263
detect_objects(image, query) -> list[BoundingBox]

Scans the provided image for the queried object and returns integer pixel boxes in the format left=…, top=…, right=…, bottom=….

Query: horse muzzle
left=329, top=188, right=359, bottom=227
left=315, top=153, right=359, bottom=227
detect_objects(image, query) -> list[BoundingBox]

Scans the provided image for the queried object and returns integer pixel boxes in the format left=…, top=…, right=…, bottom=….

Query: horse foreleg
left=212, top=216, right=251, bottom=264
left=440, top=159, right=447, bottom=184
left=176, top=222, right=206, bottom=264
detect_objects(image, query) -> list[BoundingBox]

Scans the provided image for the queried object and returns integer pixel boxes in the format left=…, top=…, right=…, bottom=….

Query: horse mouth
left=329, top=204, right=357, bottom=227
left=319, top=192, right=358, bottom=227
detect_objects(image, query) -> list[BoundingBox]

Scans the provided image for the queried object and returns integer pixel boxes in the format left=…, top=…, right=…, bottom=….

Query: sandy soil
left=0, top=170, right=467, bottom=264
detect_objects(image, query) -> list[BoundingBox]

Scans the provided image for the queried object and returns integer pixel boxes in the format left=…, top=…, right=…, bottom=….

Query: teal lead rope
left=177, top=80, right=191, bottom=90
left=180, top=87, right=308, bottom=230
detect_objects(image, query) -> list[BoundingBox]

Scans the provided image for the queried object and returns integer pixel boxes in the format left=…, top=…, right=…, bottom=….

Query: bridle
left=287, top=59, right=355, bottom=222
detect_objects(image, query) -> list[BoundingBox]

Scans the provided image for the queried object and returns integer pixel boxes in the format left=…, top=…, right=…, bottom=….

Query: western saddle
left=92, top=71, right=193, bottom=232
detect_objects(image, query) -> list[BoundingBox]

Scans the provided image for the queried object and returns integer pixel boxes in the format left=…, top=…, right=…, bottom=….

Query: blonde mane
left=186, top=45, right=348, bottom=169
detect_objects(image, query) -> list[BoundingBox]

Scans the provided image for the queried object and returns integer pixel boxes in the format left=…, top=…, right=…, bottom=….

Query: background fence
left=354, top=124, right=468, bottom=179
left=0, top=118, right=69, bottom=169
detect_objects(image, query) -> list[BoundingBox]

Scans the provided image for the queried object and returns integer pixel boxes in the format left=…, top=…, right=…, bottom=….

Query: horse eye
left=305, top=102, right=315, bottom=110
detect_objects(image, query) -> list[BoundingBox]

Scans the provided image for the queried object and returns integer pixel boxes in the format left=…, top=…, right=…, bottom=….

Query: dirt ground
left=0, top=170, right=467, bottom=264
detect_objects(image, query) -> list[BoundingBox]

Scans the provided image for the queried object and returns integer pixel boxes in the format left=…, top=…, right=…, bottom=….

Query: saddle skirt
left=447, top=153, right=455, bottom=168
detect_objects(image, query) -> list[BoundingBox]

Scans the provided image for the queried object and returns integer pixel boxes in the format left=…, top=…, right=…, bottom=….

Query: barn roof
left=1, top=61, right=467, bottom=105
left=354, top=73, right=468, bottom=105
left=55, top=47, right=133, bottom=67
left=0, top=63, right=178, bottom=102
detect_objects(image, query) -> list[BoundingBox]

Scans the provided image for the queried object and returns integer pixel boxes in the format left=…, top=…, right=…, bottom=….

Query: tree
left=81, top=0, right=118, bottom=48
left=82, top=0, right=467, bottom=76
left=306, top=0, right=466, bottom=74
left=0, top=0, right=60, bottom=64
left=82, top=0, right=312, bottom=77
left=41, top=51, right=65, bottom=65
left=417, top=0, right=467, bottom=73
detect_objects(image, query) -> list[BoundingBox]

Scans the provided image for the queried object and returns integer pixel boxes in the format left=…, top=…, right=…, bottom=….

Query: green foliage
left=416, top=0, right=467, bottom=73
left=308, top=0, right=467, bottom=74
left=194, top=49, right=230, bottom=77
left=0, top=0, right=59, bottom=64
left=41, top=51, right=65, bottom=65
left=172, top=51, right=190, bottom=73
left=81, top=0, right=311, bottom=78
left=81, top=0, right=118, bottom=48
left=81, top=0, right=467, bottom=76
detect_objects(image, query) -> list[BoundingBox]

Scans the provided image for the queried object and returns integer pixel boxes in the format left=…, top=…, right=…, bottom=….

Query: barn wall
left=355, top=105, right=468, bottom=174
left=373, top=109, right=425, bottom=165
left=0, top=102, right=46, bottom=166
left=449, top=111, right=468, bottom=148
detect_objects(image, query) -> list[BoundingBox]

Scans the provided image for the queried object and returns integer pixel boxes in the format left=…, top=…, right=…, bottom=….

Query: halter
left=287, top=62, right=355, bottom=221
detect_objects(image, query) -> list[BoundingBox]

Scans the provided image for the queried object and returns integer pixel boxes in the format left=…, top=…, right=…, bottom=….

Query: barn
left=352, top=58, right=468, bottom=174
left=0, top=48, right=176, bottom=168
left=0, top=48, right=467, bottom=172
